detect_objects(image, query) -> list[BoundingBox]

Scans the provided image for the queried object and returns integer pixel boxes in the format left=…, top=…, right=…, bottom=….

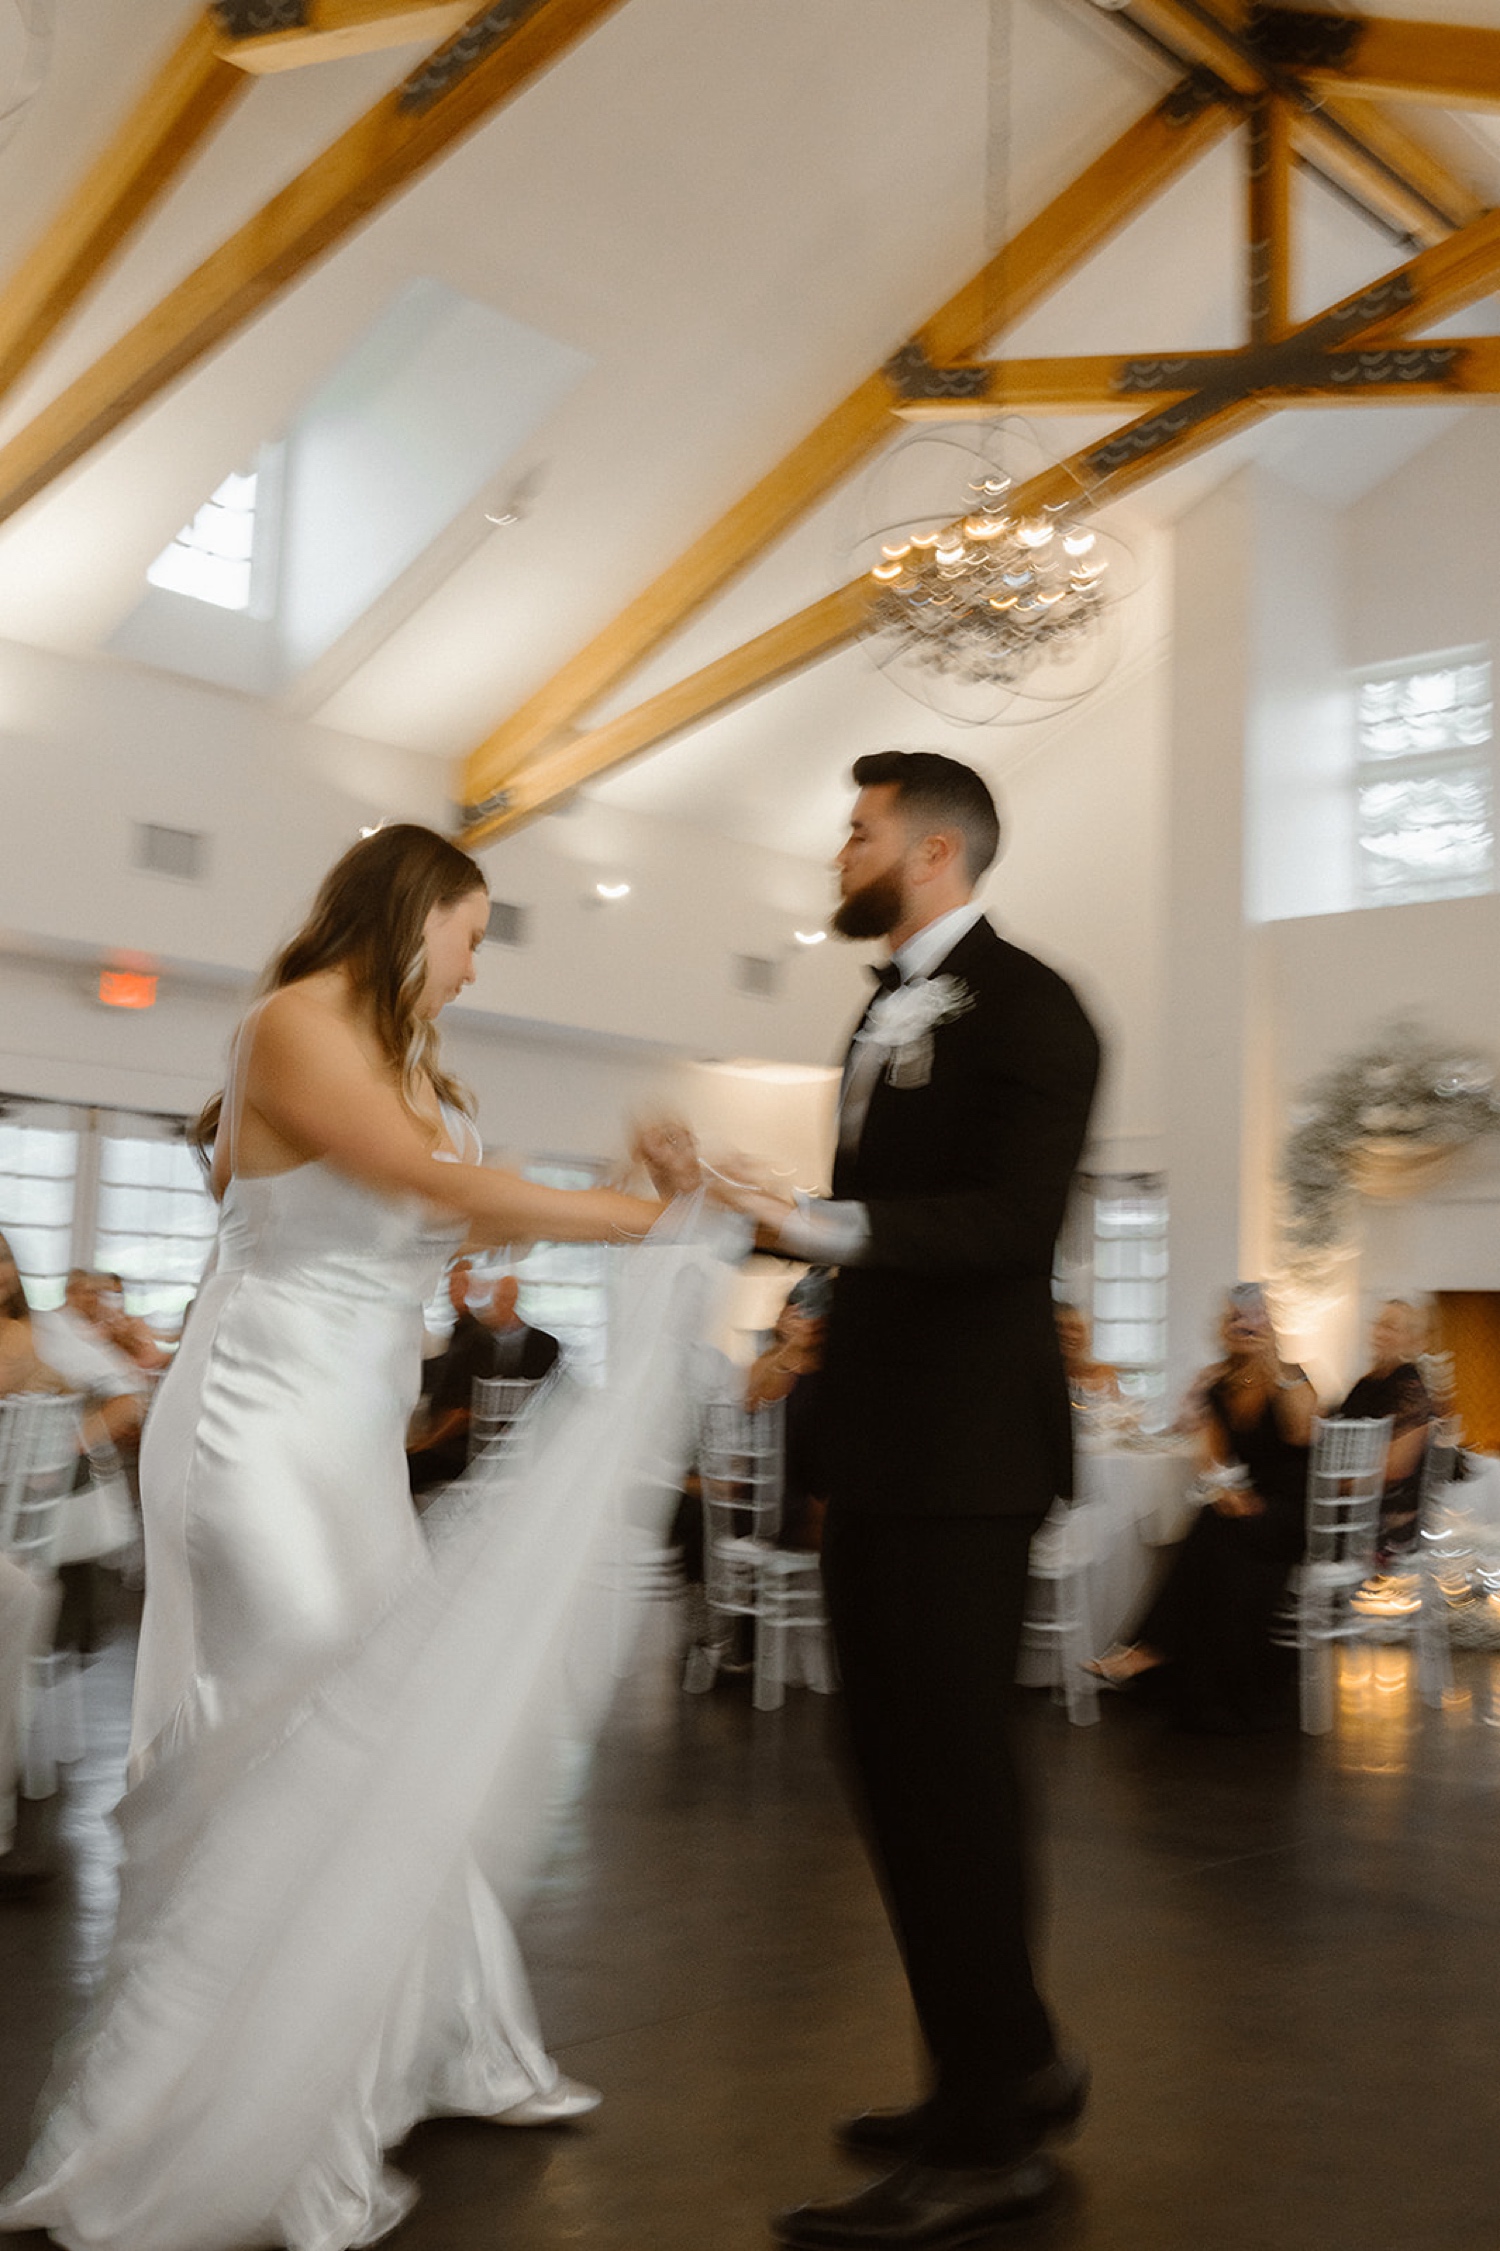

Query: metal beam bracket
left=398, top=0, right=547, bottom=111
left=212, top=1, right=311, bottom=35
left=1245, top=5, right=1364, bottom=73
left=461, top=787, right=514, bottom=825
left=883, top=342, right=993, bottom=402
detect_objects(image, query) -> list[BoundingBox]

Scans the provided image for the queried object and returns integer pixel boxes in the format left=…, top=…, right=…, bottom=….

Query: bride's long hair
left=193, top=825, right=487, bottom=1156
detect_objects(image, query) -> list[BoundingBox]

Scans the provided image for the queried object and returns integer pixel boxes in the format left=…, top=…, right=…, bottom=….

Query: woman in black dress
left=1089, top=1284, right=1316, bottom=1730
left=1335, top=1299, right=1434, bottom=1557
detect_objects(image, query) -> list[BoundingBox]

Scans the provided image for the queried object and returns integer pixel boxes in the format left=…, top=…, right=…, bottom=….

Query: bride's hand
left=632, top=1120, right=703, bottom=1201
left=700, top=1153, right=796, bottom=1235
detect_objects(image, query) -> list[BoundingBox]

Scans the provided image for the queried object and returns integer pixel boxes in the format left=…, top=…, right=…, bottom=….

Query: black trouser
left=820, top=1507, right=1053, bottom=2165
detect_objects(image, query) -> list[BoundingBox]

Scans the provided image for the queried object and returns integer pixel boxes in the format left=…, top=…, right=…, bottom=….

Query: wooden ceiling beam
left=0, top=0, right=631, bottom=532
left=463, top=585, right=873, bottom=840
left=458, top=79, right=1237, bottom=815
left=1115, top=0, right=1485, bottom=245
left=0, top=13, right=251, bottom=408
left=462, top=201, right=1500, bottom=842
left=892, top=337, right=1500, bottom=415
left=215, top=1, right=473, bottom=75
left=1248, top=94, right=1293, bottom=343
left=457, top=397, right=1274, bottom=849
left=1304, top=95, right=1484, bottom=236
left=1290, top=13, right=1500, bottom=110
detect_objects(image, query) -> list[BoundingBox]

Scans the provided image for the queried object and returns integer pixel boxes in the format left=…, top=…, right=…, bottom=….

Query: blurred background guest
left=0, top=1233, right=69, bottom=1400
left=33, top=1272, right=150, bottom=1461
left=92, top=1273, right=172, bottom=1374
left=1334, top=1298, right=1435, bottom=1559
left=745, top=1271, right=831, bottom=1551
left=1088, top=1283, right=1314, bottom=1731
left=1055, top=1301, right=1123, bottom=1411
left=0, top=1551, right=55, bottom=1899
left=407, top=1261, right=560, bottom=1495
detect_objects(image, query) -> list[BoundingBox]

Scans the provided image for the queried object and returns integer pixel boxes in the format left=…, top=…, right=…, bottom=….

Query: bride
left=1, top=824, right=711, bottom=2251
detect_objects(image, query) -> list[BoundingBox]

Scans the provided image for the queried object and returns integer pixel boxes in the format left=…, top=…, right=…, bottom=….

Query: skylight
left=146, top=470, right=259, bottom=611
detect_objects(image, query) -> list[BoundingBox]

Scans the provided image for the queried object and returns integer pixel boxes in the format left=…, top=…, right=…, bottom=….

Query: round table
left=1019, top=1441, right=1200, bottom=1695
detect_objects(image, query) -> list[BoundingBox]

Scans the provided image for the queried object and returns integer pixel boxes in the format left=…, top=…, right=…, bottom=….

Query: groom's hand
left=633, top=1120, right=702, bottom=1200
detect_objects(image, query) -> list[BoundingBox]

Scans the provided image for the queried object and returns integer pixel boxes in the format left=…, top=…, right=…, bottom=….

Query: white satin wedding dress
left=1, top=1107, right=719, bottom=2251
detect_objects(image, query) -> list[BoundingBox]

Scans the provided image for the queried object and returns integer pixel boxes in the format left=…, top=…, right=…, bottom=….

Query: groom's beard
left=832, top=866, right=906, bottom=941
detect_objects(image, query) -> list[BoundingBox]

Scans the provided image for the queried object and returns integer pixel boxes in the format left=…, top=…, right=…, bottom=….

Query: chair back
left=468, top=1374, right=546, bottom=1463
left=1304, top=1415, right=1391, bottom=1571
left=695, top=1398, right=785, bottom=1622
left=699, top=1400, right=784, bottom=1538
left=0, top=1392, right=86, bottom=1570
left=1418, top=1415, right=1463, bottom=1510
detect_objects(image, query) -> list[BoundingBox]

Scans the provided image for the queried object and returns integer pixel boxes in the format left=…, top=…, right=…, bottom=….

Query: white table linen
left=1020, top=1442, right=1199, bottom=1688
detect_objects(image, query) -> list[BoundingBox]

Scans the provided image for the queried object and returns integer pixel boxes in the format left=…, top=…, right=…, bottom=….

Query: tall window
left=0, top=1104, right=80, bottom=1311
left=94, top=1119, right=218, bottom=1323
left=147, top=468, right=259, bottom=611
left=1354, top=651, right=1494, bottom=906
left=513, top=1160, right=611, bottom=1387
left=1060, top=1172, right=1169, bottom=1412
left=0, top=1095, right=215, bottom=1322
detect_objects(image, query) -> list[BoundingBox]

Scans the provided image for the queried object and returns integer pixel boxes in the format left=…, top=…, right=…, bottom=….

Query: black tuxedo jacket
left=822, top=916, right=1101, bottom=1517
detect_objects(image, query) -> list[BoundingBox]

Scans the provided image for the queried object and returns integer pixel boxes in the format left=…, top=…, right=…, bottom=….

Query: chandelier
left=865, top=472, right=1109, bottom=689
left=849, top=419, right=1133, bottom=726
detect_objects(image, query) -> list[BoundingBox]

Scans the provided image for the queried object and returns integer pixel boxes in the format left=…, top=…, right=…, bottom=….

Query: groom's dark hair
left=852, top=750, right=1001, bottom=883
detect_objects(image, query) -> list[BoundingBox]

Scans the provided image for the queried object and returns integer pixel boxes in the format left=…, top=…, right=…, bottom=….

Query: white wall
left=1347, top=408, right=1500, bottom=670
left=1246, top=474, right=1354, bottom=923
left=0, top=636, right=870, bottom=1072
left=1162, top=472, right=1266, bottom=1394
left=988, top=645, right=1169, bottom=1170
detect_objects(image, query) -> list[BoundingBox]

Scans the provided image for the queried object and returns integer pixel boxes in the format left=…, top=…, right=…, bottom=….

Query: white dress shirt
left=776, top=902, right=987, bottom=1268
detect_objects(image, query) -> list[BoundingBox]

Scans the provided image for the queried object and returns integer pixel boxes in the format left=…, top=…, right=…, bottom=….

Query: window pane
left=1357, top=771, right=1494, bottom=904
left=146, top=469, right=258, bottom=613
left=93, top=1130, right=216, bottom=1320
left=1357, top=659, right=1492, bottom=761
left=0, top=1114, right=79, bottom=1308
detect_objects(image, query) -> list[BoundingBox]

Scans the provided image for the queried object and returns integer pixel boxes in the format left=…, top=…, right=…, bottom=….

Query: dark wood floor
left=5, top=1620, right=1500, bottom=2251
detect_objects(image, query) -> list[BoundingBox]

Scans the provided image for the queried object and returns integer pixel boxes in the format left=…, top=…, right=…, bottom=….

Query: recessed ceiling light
left=594, top=881, right=631, bottom=901
left=794, top=929, right=827, bottom=947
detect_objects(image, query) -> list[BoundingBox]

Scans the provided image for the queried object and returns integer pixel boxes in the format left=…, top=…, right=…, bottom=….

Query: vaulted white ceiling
left=0, top=0, right=1497, bottom=859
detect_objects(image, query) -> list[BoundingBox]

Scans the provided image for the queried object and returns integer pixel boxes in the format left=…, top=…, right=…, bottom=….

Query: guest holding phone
left=1087, top=1284, right=1315, bottom=1731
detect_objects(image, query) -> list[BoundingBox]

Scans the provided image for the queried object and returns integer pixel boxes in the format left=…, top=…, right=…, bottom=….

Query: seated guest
left=1055, top=1301, right=1123, bottom=1410
left=32, top=1269, right=148, bottom=1460
left=92, top=1272, right=172, bottom=1374
left=0, top=1550, right=55, bottom=1897
left=0, top=1234, right=69, bottom=1400
left=745, top=1281, right=830, bottom=1552
left=1088, top=1283, right=1315, bottom=1731
left=1335, top=1299, right=1435, bottom=1557
left=407, top=1261, right=560, bottom=1495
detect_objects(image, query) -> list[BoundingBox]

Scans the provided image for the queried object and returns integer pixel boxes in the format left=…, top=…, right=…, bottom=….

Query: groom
left=739, top=752, right=1100, bottom=2249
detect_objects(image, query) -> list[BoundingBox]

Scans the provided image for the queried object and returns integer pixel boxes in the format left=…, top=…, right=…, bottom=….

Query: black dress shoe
left=835, top=2053, right=1089, bottom=2161
left=772, top=2153, right=1059, bottom=2248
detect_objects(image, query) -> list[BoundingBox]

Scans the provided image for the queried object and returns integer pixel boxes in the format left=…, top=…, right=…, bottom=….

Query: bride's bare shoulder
left=250, top=980, right=365, bottom=1070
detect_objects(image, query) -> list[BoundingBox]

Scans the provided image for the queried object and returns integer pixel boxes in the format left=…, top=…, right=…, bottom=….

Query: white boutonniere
left=856, top=975, right=974, bottom=1089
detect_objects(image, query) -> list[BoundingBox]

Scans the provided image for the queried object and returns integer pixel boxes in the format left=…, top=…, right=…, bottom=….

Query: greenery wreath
left=1281, top=1021, right=1500, bottom=1276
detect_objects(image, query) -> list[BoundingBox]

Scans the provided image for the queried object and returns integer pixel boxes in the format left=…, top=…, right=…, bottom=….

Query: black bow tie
left=870, top=961, right=903, bottom=993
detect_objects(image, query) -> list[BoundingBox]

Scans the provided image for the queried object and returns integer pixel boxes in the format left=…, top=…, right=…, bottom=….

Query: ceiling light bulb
left=794, top=929, right=827, bottom=947
left=1062, top=528, right=1096, bottom=555
left=1016, top=520, right=1053, bottom=549
left=595, top=881, right=631, bottom=901
left=881, top=541, right=912, bottom=560
left=872, top=561, right=904, bottom=581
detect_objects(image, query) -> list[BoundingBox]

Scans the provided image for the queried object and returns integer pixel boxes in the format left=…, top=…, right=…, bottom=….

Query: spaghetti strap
left=222, top=999, right=268, bottom=1187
